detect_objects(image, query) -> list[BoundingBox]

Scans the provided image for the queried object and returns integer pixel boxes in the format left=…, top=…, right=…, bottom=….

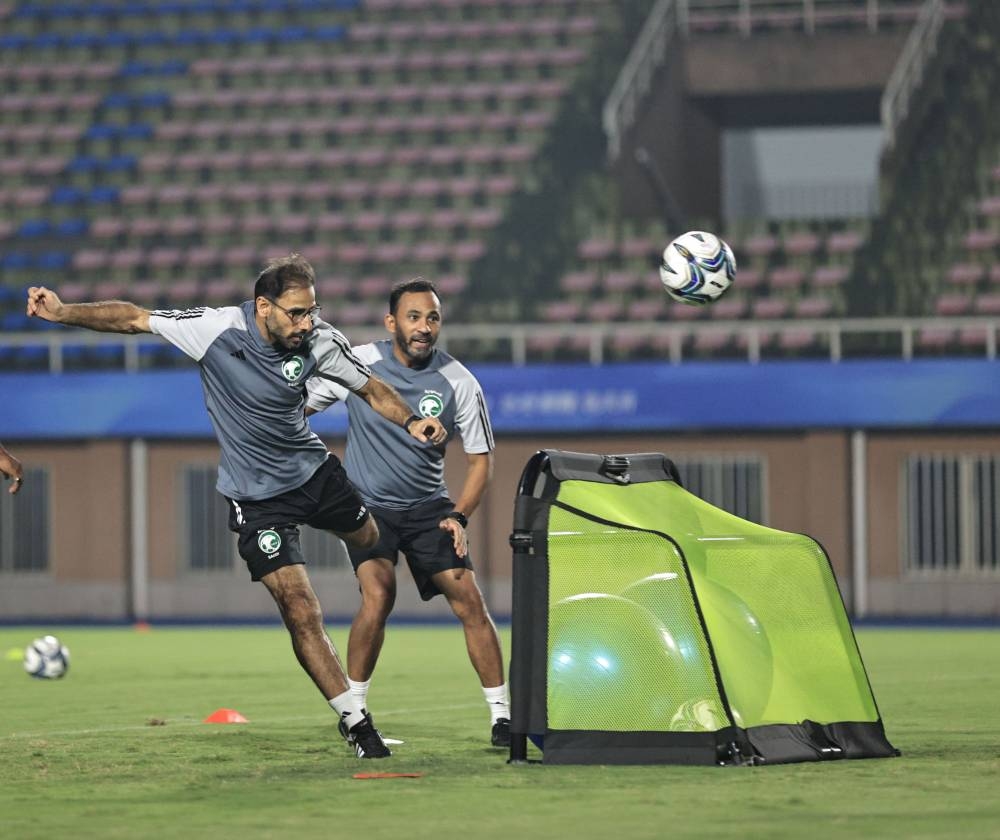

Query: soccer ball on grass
left=23, top=634, right=70, bottom=679
left=659, top=230, right=736, bottom=305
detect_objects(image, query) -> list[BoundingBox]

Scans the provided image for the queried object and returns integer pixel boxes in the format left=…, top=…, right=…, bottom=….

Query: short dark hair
left=254, top=253, right=316, bottom=300
left=389, top=277, right=439, bottom=315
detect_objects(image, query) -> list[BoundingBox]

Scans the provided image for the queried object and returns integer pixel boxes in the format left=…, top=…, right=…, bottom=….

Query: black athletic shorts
left=225, top=454, right=370, bottom=581
left=347, top=496, right=472, bottom=601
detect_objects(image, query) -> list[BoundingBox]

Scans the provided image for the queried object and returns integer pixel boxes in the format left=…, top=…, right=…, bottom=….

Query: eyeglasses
left=269, top=300, right=322, bottom=325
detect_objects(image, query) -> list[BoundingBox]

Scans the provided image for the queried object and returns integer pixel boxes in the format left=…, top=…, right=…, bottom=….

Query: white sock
left=483, top=683, right=510, bottom=723
left=329, top=690, right=366, bottom=730
left=348, top=677, right=370, bottom=709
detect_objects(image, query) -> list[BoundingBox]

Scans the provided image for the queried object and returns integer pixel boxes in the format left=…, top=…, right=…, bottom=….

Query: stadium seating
left=0, top=0, right=603, bottom=349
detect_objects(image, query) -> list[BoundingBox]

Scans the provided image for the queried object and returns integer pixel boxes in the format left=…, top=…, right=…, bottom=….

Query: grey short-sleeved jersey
left=306, top=340, right=494, bottom=509
left=149, top=301, right=371, bottom=501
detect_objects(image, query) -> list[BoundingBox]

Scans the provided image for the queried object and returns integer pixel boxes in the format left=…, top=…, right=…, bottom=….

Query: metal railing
left=603, top=0, right=678, bottom=162
left=2, top=316, right=997, bottom=371
left=881, top=0, right=946, bottom=149
left=604, top=0, right=931, bottom=162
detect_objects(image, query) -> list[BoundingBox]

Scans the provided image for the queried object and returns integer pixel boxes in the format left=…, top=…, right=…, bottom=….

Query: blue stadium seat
left=17, top=219, right=52, bottom=238
left=50, top=186, right=84, bottom=205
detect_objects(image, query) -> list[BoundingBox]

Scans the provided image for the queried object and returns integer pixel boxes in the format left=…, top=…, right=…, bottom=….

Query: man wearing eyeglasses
left=25, top=254, right=446, bottom=760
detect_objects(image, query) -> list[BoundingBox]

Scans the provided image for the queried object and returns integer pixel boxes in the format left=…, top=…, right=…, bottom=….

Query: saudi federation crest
left=257, top=530, right=282, bottom=554
left=418, top=392, right=444, bottom=418
left=281, top=356, right=304, bottom=382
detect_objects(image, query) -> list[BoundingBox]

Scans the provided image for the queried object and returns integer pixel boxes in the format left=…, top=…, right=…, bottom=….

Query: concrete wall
left=3, top=429, right=999, bottom=621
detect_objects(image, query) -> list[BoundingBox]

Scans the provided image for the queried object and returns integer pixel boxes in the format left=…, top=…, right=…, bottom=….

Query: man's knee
left=358, top=562, right=396, bottom=616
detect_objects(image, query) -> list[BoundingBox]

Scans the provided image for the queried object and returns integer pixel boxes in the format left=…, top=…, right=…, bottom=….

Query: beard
left=395, top=328, right=435, bottom=363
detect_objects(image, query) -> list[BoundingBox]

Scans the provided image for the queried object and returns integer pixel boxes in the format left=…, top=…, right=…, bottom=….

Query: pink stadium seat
left=526, top=333, right=565, bottom=356
left=991, top=265, right=1000, bottom=285
left=109, top=250, right=144, bottom=272
left=223, top=246, right=258, bottom=267
left=734, top=267, right=764, bottom=290
left=626, top=298, right=666, bottom=321
left=768, top=266, right=805, bottom=290
left=203, top=278, right=244, bottom=305
left=934, top=294, right=973, bottom=316
left=316, top=214, right=348, bottom=234
left=453, top=241, right=486, bottom=262
left=412, top=242, right=449, bottom=263
left=610, top=333, right=647, bottom=357
left=299, top=244, right=334, bottom=266
left=946, top=263, right=986, bottom=286
left=964, top=229, right=999, bottom=251
left=131, top=281, right=163, bottom=306
left=812, top=265, right=850, bottom=287
left=540, top=300, right=583, bottom=322
left=57, top=282, right=93, bottom=303
left=578, top=238, right=615, bottom=261
left=559, top=271, right=598, bottom=295
left=386, top=211, right=422, bottom=234
left=429, top=209, right=461, bottom=232
left=693, top=330, right=733, bottom=352
left=973, top=293, right=1000, bottom=315
left=338, top=304, right=378, bottom=326
left=371, top=243, right=410, bottom=265
left=958, top=326, right=989, bottom=348
left=751, top=298, right=790, bottom=319
left=741, top=234, right=778, bottom=258
left=784, top=231, right=821, bottom=256
left=778, top=329, right=820, bottom=351
left=977, top=196, right=1000, bottom=216
left=603, top=271, right=638, bottom=294
left=149, top=247, right=182, bottom=270
left=668, top=303, right=703, bottom=321
left=339, top=243, right=370, bottom=264
left=710, top=297, right=748, bottom=319
left=358, top=276, right=391, bottom=299
left=129, top=217, right=163, bottom=238
left=469, top=208, right=502, bottom=230
left=794, top=296, right=834, bottom=318
left=186, top=247, right=220, bottom=269
left=484, top=175, right=517, bottom=197
left=165, top=280, right=202, bottom=305
left=916, top=327, right=956, bottom=349
left=621, top=237, right=657, bottom=260
left=91, top=218, right=126, bottom=239
left=827, top=230, right=864, bottom=254
left=435, top=275, right=467, bottom=296
left=72, top=250, right=108, bottom=272
left=166, top=217, right=200, bottom=238
left=316, top=277, right=352, bottom=298
left=95, top=280, right=129, bottom=299
left=587, top=300, right=624, bottom=321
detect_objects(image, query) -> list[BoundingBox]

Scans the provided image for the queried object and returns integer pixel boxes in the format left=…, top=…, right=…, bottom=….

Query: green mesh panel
left=555, top=480, right=878, bottom=730
left=546, top=505, right=728, bottom=733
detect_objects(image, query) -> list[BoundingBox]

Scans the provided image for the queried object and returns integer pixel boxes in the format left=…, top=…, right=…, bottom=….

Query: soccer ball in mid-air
left=23, top=635, right=70, bottom=679
left=659, top=230, right=737, bottom=305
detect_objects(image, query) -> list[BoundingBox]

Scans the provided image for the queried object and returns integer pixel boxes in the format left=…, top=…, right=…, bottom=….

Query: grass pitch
left=1, top=626, right=998, bottom=840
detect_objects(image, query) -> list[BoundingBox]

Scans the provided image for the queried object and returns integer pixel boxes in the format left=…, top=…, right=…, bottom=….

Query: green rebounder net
left=510, top=450, right=898, bottom=766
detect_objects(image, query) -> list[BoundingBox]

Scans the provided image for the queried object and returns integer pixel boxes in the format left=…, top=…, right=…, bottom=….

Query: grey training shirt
left=149, top=301, right=370, bottom=501
left=306, top=339, right=494, bottom=509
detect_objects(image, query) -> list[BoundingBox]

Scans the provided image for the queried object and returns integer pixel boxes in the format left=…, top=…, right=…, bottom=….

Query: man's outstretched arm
left=352, top=375, right=448, bottom=445
left=27, top=286, right=151, bottom=334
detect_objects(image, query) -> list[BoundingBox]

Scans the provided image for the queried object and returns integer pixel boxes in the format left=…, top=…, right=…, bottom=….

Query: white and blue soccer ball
left=23, top=635, right=70, bottom=679
left=659, top=231, right=737, bottom=305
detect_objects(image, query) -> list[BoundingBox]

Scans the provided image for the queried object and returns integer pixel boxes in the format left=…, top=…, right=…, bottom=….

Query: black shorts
left=347, top=496, right=472, bottom=601
left=226, top=455, right=370, bottom=581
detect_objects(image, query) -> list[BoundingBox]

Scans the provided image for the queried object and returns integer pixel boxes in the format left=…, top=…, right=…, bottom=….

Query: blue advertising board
left=0, top=359, right=998, bottom=439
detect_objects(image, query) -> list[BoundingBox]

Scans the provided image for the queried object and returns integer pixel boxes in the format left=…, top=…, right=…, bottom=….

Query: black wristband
left=403, top=414, right=421, bottom=432
left=447, top=511, right=468, bottom=528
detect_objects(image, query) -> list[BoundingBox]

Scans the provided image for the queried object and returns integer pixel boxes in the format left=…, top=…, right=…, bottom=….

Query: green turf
left=1, top=626, right=998, bottom=839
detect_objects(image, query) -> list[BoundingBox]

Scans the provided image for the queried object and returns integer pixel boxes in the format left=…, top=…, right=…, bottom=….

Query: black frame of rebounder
left=508, top=449, right=899, bottom=766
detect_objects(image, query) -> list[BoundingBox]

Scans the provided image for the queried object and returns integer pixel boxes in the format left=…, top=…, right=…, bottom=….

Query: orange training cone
left=203, top=708, right=249, bottom=724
